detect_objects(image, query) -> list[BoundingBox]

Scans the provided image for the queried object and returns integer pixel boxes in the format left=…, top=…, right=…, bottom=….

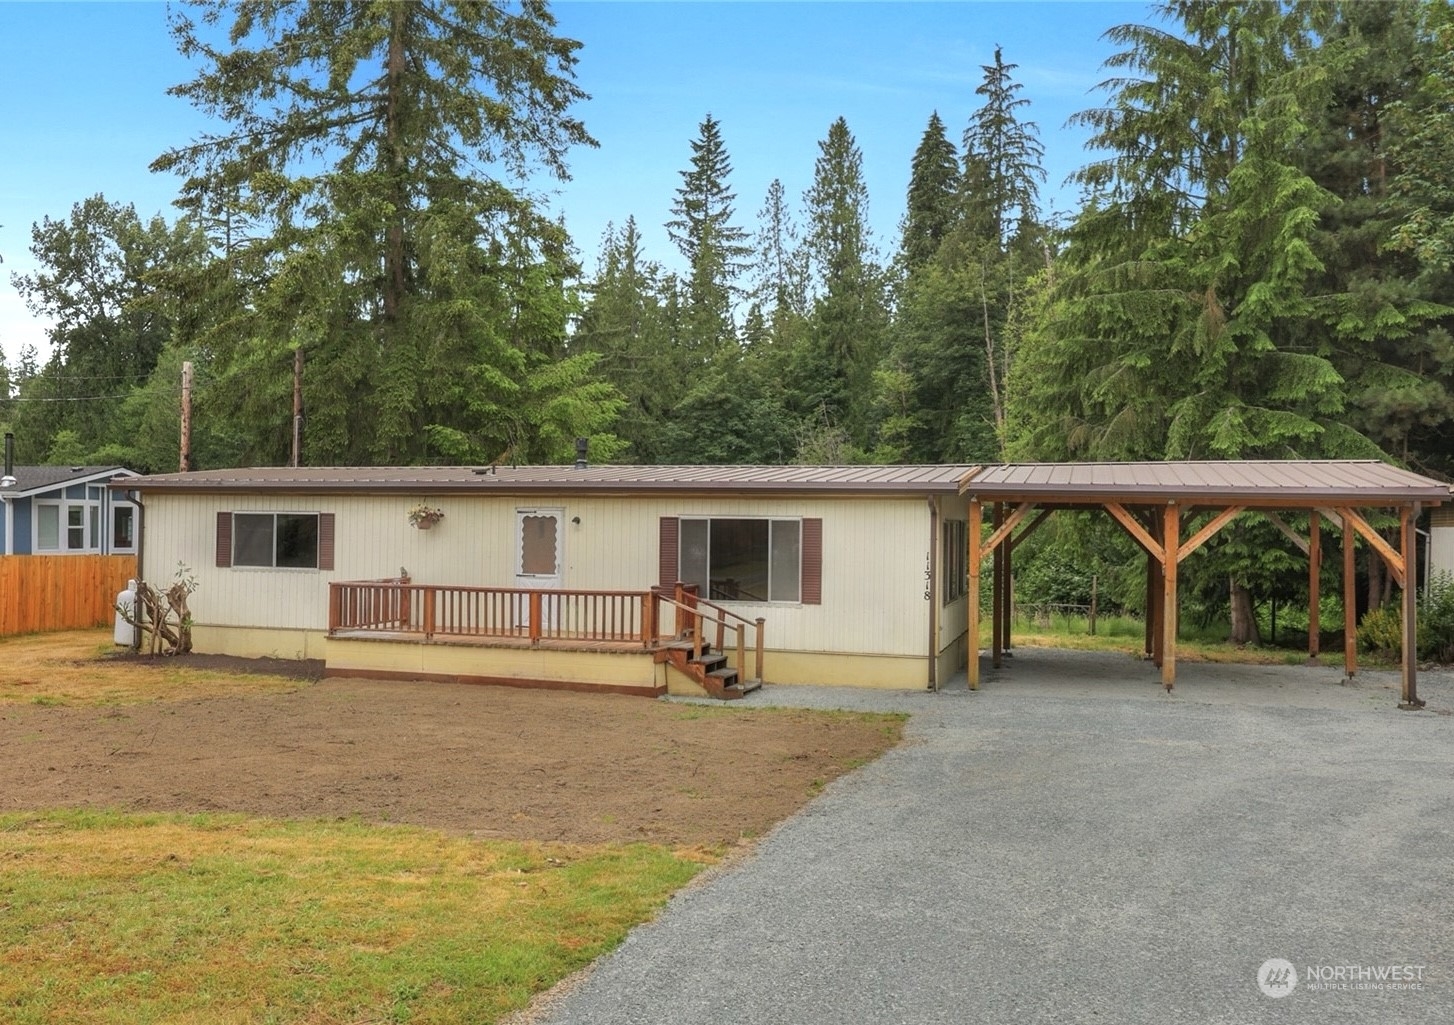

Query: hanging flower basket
left=408, top=504, right=445, bottom=530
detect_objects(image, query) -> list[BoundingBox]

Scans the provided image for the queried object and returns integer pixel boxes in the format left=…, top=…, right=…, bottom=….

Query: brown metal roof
left=960, top=461, right=1451, bottom=507
left=114, top=464, right=978, bottom=496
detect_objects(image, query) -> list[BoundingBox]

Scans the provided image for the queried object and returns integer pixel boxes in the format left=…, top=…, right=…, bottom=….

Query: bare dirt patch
left=0, top=660, right=902, bottom=846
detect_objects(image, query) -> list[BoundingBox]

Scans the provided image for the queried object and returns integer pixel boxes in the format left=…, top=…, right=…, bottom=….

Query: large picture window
left=232, top=513, right=320, bottom=568
left=680, top=518, right=802, bottom=603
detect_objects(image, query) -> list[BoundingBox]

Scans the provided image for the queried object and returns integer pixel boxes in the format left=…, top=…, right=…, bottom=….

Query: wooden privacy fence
left=0, top=555, right=138, bottom=636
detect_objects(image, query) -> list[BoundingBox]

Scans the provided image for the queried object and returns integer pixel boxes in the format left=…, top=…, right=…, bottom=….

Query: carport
left=958, top=461, right=1453, bottom=708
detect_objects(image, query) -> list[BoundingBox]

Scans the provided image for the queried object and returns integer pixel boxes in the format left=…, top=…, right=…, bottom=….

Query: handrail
left=330, top=581, right=650, bottom=645
left=328, top=579, right=767, bottom=684
left=654, top=590, right=765, bottom=683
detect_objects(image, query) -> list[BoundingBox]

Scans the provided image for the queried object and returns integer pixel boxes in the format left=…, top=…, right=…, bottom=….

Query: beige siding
left=1432, top=525, right=1454, bottom=583
left=143, top=491, right=935, bottom=663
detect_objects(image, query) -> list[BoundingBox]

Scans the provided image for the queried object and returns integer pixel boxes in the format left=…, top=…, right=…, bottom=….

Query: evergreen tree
left=1020, top=2, right=1361, bottom=641
left=958, top=45, right=1046, bottom=447
left=749, top=178, right=809, bottom=330
left=152, top=0, right=607, bottom=464
left=795, top=117, right=885, bottom=449
left=665, top=113, right=752, bottom=352
left=901, top=112, right=960, bottom=269
left=888, top=49, right=1044, bottom=461
left=574, top=218, right=680, bottom=462
left=1303, top=0, right=1454, bottom=477
left=963, top=46, right=1044, bottom=248
left=1025, top=0, right=1346, bottom=463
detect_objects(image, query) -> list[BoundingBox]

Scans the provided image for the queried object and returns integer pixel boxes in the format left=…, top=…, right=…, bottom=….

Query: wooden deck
left=327, top=578, right=767, bottom=699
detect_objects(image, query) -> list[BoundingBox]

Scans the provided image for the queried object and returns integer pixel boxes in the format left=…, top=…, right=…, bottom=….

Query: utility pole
left=180, top=360, right=193, bottom=472
left=291, top=346, right=303, bottom=468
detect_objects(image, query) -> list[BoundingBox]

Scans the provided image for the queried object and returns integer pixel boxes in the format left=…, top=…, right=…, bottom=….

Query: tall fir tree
left=963, top=46, right=1044, bottom=249
left=748, top=178, right=809, bottom=331
left=795, top=117, right=885, bottom=451
left=887, top=49, right=1044, bottom=461
left=1016, top=1, right=1362, bottom=641
left=665, top=113, right=752, bottom=353
left=1300, top=0, right=1454, bottom=478
left=1023, top=0, right=1346, bottom=463
left=574, top=218, right=680, bottom=462
left=900, top=111, right=960, bottom=270
left=152, top=0, right=611, bottom=465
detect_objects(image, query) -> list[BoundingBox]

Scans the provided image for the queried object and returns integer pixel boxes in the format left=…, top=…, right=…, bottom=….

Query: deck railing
left=328, top=578, right=766, bottom=680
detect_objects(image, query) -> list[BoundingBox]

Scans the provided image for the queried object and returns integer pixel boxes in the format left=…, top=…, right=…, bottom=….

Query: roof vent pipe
left=1, top=432, right=13, bottom=488
left=574, top=437, right=588, bottom=470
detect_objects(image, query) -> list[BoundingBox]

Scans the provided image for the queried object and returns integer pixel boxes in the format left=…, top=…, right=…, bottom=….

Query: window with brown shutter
left=318, top=513, right=335, bottom=571
left=801, top=517, right=822, bottom=605
left=215, top=511, right=232, bottom=567
left=219, top=511, right=328, bottom=569
left=668, top=516, right=822, bottom=605
left=659, top=516, right=679, bottom=586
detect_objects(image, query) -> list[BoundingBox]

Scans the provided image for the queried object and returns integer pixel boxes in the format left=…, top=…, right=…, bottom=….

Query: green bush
left=1355, top=574, right=1454, bottom=664
left=1356, top=605, right=1402, bottom=657
left=1420, top=572, right=1454, bottom=663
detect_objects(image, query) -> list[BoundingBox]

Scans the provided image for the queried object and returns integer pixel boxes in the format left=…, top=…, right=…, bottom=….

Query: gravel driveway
left=531, top=649, right=1454, bottom=1025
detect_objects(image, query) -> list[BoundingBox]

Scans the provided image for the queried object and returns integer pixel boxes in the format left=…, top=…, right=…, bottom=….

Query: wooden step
left=704, top=666, right=742, bottom=699
left=690, top=652, right=728, bottom=672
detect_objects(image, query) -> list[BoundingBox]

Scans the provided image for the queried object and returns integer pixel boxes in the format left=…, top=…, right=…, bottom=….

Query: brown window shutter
left=216, top=512, right=232, bottom=567
left=318, top=513, right=335, bottom=571
left=802, top=517, right=823, bottom=605
left=659, top=517, right=679, bottom=586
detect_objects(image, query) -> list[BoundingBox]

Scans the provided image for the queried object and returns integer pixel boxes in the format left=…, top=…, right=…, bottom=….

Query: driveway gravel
left=532, top=649, right=1454, bottom=1025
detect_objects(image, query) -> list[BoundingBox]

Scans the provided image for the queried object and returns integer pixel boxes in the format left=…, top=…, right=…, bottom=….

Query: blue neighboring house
left=0, top=465, right=140, bottom=556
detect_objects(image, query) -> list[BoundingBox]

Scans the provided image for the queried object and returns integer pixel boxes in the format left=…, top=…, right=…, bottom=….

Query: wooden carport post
left=991, top=503, right=1004, bottom=669
left=1161, top=503, right=1180, bottom=691
left=1343, top=513, right=1358, bottom=679
left=1400, top=504, right=1423, bottom=709
left=1144, top=552, right=1156, bottom=660
left=1308, top=513, right=1321, bottom=662
left=967, top=498, right=982, bottom=689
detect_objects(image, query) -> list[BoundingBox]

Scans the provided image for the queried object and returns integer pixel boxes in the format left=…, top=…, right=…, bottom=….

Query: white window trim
left=111, top=501, right=138, bottom=554
left=34, top=498, right=103, bottom=554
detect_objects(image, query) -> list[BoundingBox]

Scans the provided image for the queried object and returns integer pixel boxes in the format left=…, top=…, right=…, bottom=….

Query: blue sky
left=0, top=1, right=1149, bottom=364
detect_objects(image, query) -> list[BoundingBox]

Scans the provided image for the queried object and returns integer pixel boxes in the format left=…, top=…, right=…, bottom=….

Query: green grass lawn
left=1002, top=612, right=1322, bottom=665
left=0, top=810, right=714, bottom=1024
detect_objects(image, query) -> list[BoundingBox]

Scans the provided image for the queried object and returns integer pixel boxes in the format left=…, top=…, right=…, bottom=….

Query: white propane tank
left=114, top=579, right=138, bottom=646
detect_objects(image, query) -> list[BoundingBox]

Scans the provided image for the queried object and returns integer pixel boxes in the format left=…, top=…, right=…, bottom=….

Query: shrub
left=1354, top=574, right=1454, bottom=664
left=1420, top=572, right=1454, bottom=663
left=1356, top=605, right=1402, bottom=658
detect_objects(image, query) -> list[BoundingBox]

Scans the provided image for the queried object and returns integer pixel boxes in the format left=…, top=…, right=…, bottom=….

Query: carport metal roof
left=957, top=461, right=1451, bottom=709
left=958, top=460, right=1451, bottom=507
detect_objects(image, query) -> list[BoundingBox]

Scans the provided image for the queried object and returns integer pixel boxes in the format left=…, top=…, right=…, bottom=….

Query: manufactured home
left=114, top=465, right=975, bottom=696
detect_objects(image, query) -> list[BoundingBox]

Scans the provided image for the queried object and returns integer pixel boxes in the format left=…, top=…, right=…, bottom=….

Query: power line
left=1, top=393, right=137, bottom=403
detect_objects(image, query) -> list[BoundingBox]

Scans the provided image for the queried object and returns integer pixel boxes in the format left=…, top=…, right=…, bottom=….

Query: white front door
left=515, top=508, right=564, bottom=587
left=515, top=508, right=564, bottom=630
